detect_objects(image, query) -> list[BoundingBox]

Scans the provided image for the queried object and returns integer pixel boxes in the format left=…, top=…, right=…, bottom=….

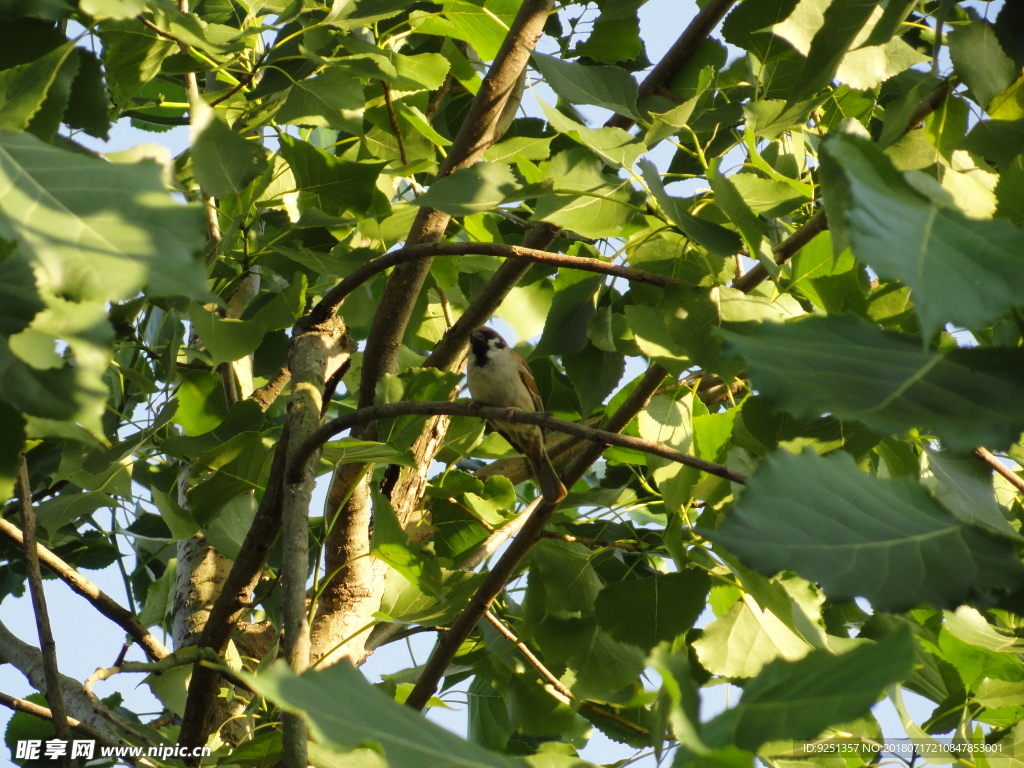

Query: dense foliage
left=2, top=0, right=1024, bottom=766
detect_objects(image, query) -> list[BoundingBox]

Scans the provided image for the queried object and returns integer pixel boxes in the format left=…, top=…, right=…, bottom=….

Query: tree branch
left=404, top=364, right=670, bottom=711
left=310, top=240, right=678, bottom=325
left=290, top=400, right=746, bottom=486
left=0, top=619, right=118, bottom=743
left=355, top=0, right=554, bottom=410
left=0, top=517, right=169, bottom=662
left=176, top=424, right=290, bottom=749
left=975, top=447, right=1024, bottom=494
left=0, top=691, right=124, bottom=754
left=483, top=611, right=648, bottom=736
left=731, top=78, right=957, bottom=295
left=605, top=0, right=738, bottom=130
left=15, top=454, right=74, bottom=765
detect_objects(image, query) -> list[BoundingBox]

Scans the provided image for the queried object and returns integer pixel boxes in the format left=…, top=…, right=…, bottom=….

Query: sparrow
left=467, top=327, right=567, bottom=503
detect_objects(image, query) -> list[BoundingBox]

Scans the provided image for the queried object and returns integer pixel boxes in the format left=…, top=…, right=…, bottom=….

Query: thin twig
left=0, top=692, right=135, bottom=759
left=310, top=241, right=679, bottom=323
left=381, top=81, right=409, bottom=166
left=975, top=448, right=1024, bottom=494
left=539, top=530, right=642, bottom=552
left=0, top=517, right=169, bottom=660
left=289, top=400, right=747, bottom=485
left=16, top=455, right=75, bottom=766
left=484, top=611, right=649, bottom=736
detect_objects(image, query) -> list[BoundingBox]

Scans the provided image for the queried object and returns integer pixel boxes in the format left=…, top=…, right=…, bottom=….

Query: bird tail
left=530, top=449, right=567, bottom=504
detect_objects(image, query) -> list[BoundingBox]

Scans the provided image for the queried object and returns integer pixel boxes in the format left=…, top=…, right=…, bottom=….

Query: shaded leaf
left=247, top=661, right=524, bottom=768
left=190, top=99, right=268, bottom=198
left=822, top=133, right=1024, bottom=338
left=532, top=52, right=641, bottom=121
left=722, top=314, right=1024, bottom=453
left=703, top=449, right=1024, bottom=611
left=595, top=570, right=710, bottom=651
left=704, top=628, right=915, bottom=751
left=0, top=130, right=207, bottom=301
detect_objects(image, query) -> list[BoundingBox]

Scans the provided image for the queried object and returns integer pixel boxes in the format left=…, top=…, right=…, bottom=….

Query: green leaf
left=704, top=628, right=915, bottom=751
left=98, top=19, right=176, bottom=109
left=80, top=0, right=147, bottom=20
left=276, top=65, right=365, bottom=131
left=836, top=37, right=928, bottom=92
left=573, top=12, right=642, bottom=65
left=722, top=0, right=800, bottom=62
left=0, top=130, right=207, bottom=301
left=535, top=274, right=602, bottom=357
left=538, top=99, right=643, bottom=168
left=531, top=52, right=641, bottom=121
left=411, top=0, right=520, bottom=61
left=693, top=594, right=816, bottom=679
left=821, top=133, right=1024, bottom=338
left=0, top=42, right=76, bottom=133
left=943, top=605, right=1024, bottom=653
left=0, top=248, right=44, bottom=336
left=640, top=159, right=742, bottom=257
left=703, top=449, right=1024, bottom=611
left=190, top=307, right=267, bottom=367
left=247, top=660, right=525, bottom=768
left=595, top=570, right=709, bottom=651
left=320, top=438, right=416, bottom=467
left=948, top=20, right=1017, bottom=110
left=923, top=448, right=1020, bottom=538
left=278, top=134, right=385, bottom=216
left=190, top=100, right=268, bottom=198
left=64, top=49, right=110, bottom=140
left=532, top=149, right=637, bottom=239
left=781, top=0, right=878, bottom=104
left=35, top=491, right=114, bottom=535
left=532, top=617, right=647, bottom=701
left=723, top=314, right=1024, bottom=452
left=412, top=162, right=524, bottom=216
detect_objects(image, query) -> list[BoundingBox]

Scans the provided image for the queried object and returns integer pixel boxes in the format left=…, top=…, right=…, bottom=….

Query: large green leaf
left=410, top=0, right=519, bottom=61
left=780, top=0, right=878, bottom=104
left=190, top=99, right=268, bottom=198
left=412, top=161, right=525, bottom=216
left=532, top=149, right=637, bottom=239
left=595, top=570, right=709, bottom=651
left=278, top=133, right=385, bottom=216
left=640, top=159, right=742, bottom=257
left=703, top=449, right=1024, bottom=611
left=247, top=660, right=525, bottom=768
left=276, top=65, right=365, bottom=131
left=703, top=628, right=915, bottom=752
left=721, top=314, right=1024, bottom=452
left=0, top=42, right=76, bottom=133
left=820, top=133, right=1024, bottom=338
left=0, top=130, right=207, bottom=301
left=692, top=594, right=815, bottom=679
left=948, top=20, right=1017, bottom=110
left=531, top=52, right=641, bottom=121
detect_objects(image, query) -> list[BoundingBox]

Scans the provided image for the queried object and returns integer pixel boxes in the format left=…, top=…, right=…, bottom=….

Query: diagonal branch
left=404, top=364, right=670, bottom=711
left=605, top=0, right=738, bottom=131
left=0, top=517, right=169, bottom=661
left=731, top=78, right=957, bottom=295
left=289, top=400, right=747, bottom=485
left=484, top=611, right=648, bottom=735
left=356, top=0, right=554, bottom=409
